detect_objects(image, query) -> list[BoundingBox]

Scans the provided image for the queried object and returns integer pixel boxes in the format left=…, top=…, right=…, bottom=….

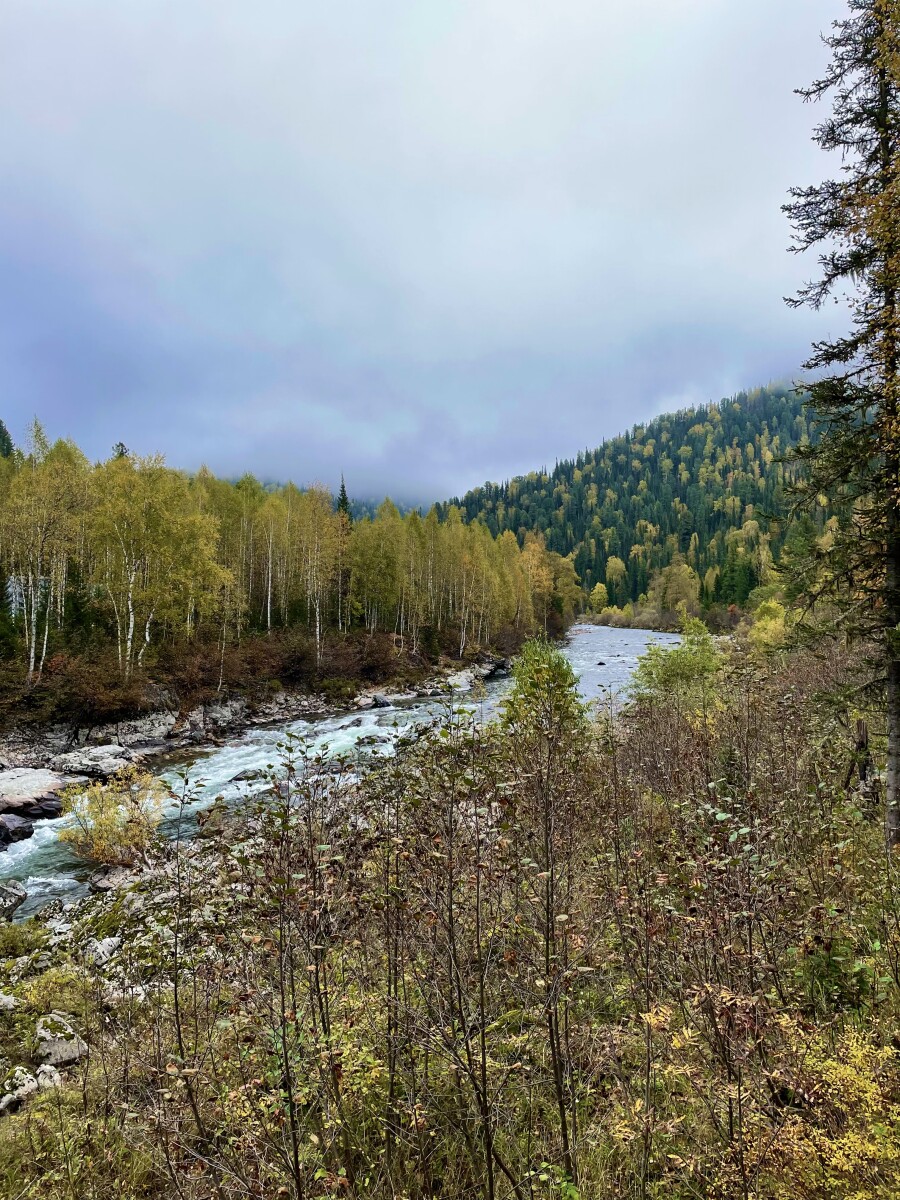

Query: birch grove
left=0, top=429, right=577, bottom=681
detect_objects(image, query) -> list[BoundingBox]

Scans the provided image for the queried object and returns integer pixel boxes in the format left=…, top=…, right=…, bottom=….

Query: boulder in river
left=0, top=767, right=86, bottom=816
left=230, top=767, right=261, bottom=782
left=0, top=880, right=27, bottom=919
left=0, top=815, right=34, bottom=849
left=446, top=669, right=476, bottom=691
left=50, top=744, right=134, bottom=779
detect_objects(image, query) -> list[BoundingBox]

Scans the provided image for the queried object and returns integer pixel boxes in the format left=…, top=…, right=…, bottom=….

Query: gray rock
left=371, top=694, right=391, bottom=708
left=89, top=711, right=179, bottom=747
left=36, top=1013, right=88, bottom=1067
left=0, top=992, right=18, bottom=1012
left=0, top=1067, right=38, bottom=1114
left=354, top=695, right=376, bottom=710
left=0, top=816, right=33, bottom=849
left=196, top=803, right=230, bottom=838
left=84, top=936, right=121, bottom=966
left=50, top=744, right=134, bottom=779
left=0, top=880, right=26, bottom=919
left=446, top=669, right=476, bottom=691
left=88, top=865, right=136, bottom=893
left=0, top=766, right=81, bottom=805
left=36, top=1064, right=62, bottom=1090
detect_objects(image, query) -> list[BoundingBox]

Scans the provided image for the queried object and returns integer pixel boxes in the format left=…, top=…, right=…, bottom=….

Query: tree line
left=0, top=421, right=578, bottom=690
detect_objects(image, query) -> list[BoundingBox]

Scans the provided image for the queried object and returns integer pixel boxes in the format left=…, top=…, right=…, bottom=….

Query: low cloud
left=0, top=0, right=846, bottom=501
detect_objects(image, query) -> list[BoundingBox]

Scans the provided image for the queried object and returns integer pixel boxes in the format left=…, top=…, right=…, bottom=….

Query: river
left=4, top=623, right=679, bottom=918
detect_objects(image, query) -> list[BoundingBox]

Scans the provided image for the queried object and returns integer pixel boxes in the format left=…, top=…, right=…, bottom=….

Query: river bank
left=0, top=655, right=508, bottom=875
left=0, top=626, right=678, bottom=918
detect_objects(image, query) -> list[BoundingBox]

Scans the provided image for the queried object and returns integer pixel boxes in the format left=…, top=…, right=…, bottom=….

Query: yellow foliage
left=748, top=599, right=792, bottom=656
left=762, top=1025, right=900, bottom=1199
left=60, top=766, right=168, bottom=866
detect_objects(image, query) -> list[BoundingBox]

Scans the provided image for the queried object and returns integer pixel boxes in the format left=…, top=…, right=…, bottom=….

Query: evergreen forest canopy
left=0, top=419, right=579, bottom=714
left=442, top=384, right=810, bottom=609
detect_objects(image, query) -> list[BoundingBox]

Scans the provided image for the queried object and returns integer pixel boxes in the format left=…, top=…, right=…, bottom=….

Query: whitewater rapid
left=6, top=624, right=679, bottom=918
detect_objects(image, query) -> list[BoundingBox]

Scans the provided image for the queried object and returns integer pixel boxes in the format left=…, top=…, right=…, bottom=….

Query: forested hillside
left=443, top=385, right=810, bottom=607
left=0, top=420, right=578, bottom=722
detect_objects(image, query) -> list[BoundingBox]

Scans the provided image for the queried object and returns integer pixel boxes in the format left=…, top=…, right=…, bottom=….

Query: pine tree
left=0, top=419, right=12, bottom=458
left=337, top=475, right=352, bottom=524
left=784, top=1, right=900, bottom=843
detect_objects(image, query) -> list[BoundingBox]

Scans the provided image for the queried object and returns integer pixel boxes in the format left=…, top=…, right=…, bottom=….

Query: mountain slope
left=440, top=385, right=811, bottom=607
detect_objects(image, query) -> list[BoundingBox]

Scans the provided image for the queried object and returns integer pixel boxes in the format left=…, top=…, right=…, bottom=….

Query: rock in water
left=0, top=880, right=26, bottom=919
left=447, top=669, right=476, bottom=691
left=36, top=1013, right=88, bottom=1067
left=0, top=767, right=85, bottom=816
left=0, top=815, right=33, bottom=849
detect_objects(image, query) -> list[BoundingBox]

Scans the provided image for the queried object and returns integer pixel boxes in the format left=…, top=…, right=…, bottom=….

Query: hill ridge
left=439, top=384, right=810, bottom=607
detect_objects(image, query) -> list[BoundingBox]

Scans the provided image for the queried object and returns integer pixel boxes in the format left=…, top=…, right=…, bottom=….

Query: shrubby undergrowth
left=1, top=634, right=898, bottom=1199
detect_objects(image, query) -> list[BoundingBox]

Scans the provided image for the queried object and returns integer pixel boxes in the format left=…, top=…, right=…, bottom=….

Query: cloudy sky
left=1, top=0, right=847, bottom=502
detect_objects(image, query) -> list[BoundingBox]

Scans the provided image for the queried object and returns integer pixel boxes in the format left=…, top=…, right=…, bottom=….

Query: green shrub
left=630, top=615, right=723, bottom=707
left=0, top=919, right=46, bottom=960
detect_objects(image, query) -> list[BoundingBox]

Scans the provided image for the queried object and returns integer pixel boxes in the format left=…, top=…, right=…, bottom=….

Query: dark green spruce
left=784, top=1, right=900, bottom=846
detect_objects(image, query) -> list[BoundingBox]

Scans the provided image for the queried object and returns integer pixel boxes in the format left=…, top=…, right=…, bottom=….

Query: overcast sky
left=1, top=0, right=848, bottom=502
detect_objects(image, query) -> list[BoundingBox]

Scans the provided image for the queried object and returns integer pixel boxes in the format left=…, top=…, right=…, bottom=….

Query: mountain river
left=4, top=623, right=679, bottom=918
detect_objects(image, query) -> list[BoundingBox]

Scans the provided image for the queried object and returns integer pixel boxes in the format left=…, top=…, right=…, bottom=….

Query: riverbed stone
left=0, top=880, right=27, bottom=919
left=0, top=767, right=85, bottom=816
left=0, top=815, right=34, bottom=848
left=446, top=669, right=476, bottom=691
left=36, top=1013, right=88, bottom=1067
left=50, top=744, right=134, bottom=779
